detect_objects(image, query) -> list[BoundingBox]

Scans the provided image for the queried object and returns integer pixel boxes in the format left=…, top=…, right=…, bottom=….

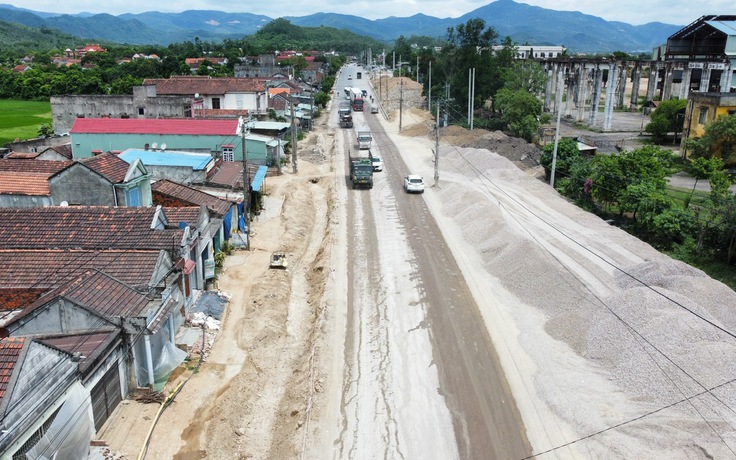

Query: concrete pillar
left=603, top=63, right=617, bottom=131
left=168, top=315, right=175, bottom=344
left=544, top=67, right=554, bottom=112
left=646, top=63, right=658, bottom=102
left=565, top=67, right=575, bottom=118
left=720, top=64, right=733, bottom=92
left=662, top=62, right=674, bottom=101
left=144, top=334, right=155, bottom=387
left=679, top=66, right=692, bottom=100
left=616, top=62, right=628, bottom=109
left=630, top=62, right=641, bottom=110
left=589, top=65, right=604, bottom=127
left=699, top=67, right=711, bottom=92
left=576, top=64, right=587, bottom=122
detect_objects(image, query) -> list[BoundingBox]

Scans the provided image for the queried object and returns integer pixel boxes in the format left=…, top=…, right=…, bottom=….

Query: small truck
left=357, top=130, right=372, bottom=150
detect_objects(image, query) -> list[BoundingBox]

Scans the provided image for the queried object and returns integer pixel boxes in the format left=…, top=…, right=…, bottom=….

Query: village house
left=0, top=201, right=214, bottom=458
left=0, top=153, right=152, bottom=207
left=70, top=117, right=284, bottom=165
left=142, top=75, right=268, bottom=118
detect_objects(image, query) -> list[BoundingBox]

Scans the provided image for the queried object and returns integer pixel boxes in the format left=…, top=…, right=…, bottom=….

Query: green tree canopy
left=644, top=98, right=687, bottom=143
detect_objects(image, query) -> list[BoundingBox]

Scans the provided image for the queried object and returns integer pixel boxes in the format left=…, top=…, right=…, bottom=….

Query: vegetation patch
left=0, top=99, right=51, bottom=146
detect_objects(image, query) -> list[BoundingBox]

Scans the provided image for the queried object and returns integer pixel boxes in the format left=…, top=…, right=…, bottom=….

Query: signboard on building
left=205, top=259, right=216, bottom=279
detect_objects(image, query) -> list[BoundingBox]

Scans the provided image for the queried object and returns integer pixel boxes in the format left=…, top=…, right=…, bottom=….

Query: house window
left=212, top=98, right=221, bottom=110
left=126, top=187, right=141, bottom=207
left=138, top=107, right=145, bottom=115
left=698, top=107, right=708, bottom=125
left=223, top=146, right=234, bottom=162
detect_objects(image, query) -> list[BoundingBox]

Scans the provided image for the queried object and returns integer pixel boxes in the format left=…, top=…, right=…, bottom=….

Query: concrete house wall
left=50, top=163, right=117, bottom=206
left=51, top=86, right=192, bottom=136
left=0, top=194, right=53, bottom=208
left=10, top=299, right=114, bottom=336
left=72, top=133, right=239, bottom=159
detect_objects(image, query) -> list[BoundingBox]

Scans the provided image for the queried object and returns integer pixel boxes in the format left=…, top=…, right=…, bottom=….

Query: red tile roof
left=18, top=270, right=150, bottom=319
left=71, top=118, right=240, bottom=136
left=5, top=152, right=41, bottom=159
left=80, top=152, right=131, bottom=183
left=163, top=207, right=202, bottom=227
left=0, top=207, right=183, bottom=250
left=0, top=159, right=72, bottom=174
left=0, top=159, right=72, bottom=196
left=152, top=179, right=234, bottom=216
left=0, top=173, right=51, bottom=196
left=207, top=160, right=243, bottom=189
left=143, top=76, right=266, bottom=94
left=0, top=337, right=25, bottom=399
left=40, top=331, right=116, bottom=373
left=0, top=249, right=164, bottom=311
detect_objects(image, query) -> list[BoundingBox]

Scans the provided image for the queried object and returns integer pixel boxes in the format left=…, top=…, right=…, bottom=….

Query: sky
left=11, top=0, right=734, bottom=26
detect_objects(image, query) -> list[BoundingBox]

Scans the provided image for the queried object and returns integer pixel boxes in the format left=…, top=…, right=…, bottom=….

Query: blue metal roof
left=119, top=149, right=213, bottom=170
left=251, top=165, right=269, bottom=192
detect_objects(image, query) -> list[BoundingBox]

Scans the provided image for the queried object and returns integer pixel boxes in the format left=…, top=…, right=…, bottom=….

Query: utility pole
left=470, top=68, right=476, bottom=130
left=435, top=102, right=440, bottom=185
left=399, top=78, right=403, bottom=132
left=428, top=61, right=432, bottom=113
left=241, top=117, right=251, bottom=250
left=290, top=99, right=298, bottom=173
left=550, top=70, right=564, bottom=188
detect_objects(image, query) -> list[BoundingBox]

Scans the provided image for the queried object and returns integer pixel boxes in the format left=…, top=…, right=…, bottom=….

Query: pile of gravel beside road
left=432, top=145, right=736, bottom=458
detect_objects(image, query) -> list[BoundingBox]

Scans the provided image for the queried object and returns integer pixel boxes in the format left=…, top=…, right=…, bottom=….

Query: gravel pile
left=432, top=145, right=736, bottom=458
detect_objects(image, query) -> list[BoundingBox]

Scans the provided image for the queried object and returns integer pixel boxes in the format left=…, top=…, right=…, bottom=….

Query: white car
left=371, top=156, right=383, bottom=171
left=403, top=175, right=425, bottom=193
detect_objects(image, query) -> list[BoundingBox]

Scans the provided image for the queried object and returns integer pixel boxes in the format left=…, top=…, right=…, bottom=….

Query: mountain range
left=0, top=0, right=683, bottom=53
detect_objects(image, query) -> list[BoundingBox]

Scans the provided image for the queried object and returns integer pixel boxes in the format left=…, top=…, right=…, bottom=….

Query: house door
left=91, top=364, right=123, bottom=431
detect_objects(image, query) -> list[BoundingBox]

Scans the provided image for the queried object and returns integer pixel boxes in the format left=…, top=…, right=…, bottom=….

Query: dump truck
left=349, top=150, right=374, bottom=189
left=357, top=129, right=372, bottom=150
left=338, top=101, right=353, bottom=128
left=339, top=111, right=353, bottom=128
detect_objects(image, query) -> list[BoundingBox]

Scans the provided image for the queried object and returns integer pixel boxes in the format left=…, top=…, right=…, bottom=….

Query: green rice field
left=0, top=99, right=52, bottom=147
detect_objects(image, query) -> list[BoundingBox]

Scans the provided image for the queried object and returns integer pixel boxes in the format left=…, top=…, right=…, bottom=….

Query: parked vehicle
left=357, top=130, right=372, bottom=149
left=350, top=152, right=374, bottom=189
left=403, top=175, right=425, bottom=193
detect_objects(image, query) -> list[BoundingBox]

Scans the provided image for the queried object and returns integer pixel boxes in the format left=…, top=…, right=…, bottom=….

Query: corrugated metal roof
left=119, top=149, right=214, bottom=170
left=705, top=20, right=736, bottom=35
left=71, top=118, right=239, bottom=136
left=251, top=165, right=269, bottom=192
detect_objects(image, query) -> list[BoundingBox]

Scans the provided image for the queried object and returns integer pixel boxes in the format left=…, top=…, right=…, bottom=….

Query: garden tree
left=281, top=55, right=308, bottom=79
left=555, top=154, right=596, bottom=210
left=539, top=137, right=581, bottom=182
left=590, top=146, right=674, bottom=213
left=650, top=208, right=697, bottom=249
left=109, top=74, right=143, bottom=95
left=644, top=98, right=687, bottom=143
left=392, top=36, right=413, bottom=68
left=691, top=166, right=736, bottom=258
left=37, top=123, right=53, bottom=137
left=686, top=157, right=725, bottom=208
left=687, top=113, right=736, bottom=164
left=313, top=91, right=330, bottom=108
left=493, top=88, right=543, bottom=142
left=440, top=18, right=499, bottom=118
left=501, top=58, right=548, bottom=95
left=617, top=181, right=673, bottom=229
